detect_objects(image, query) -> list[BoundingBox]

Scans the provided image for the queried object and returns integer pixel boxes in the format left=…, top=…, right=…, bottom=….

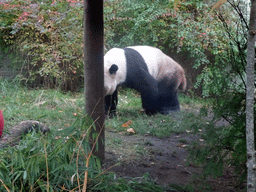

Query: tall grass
left=0, top=114, right=101, bottom=191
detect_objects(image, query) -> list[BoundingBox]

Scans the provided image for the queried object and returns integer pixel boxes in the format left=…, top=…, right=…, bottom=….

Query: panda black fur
left=104, top=45, right=186, bottom=116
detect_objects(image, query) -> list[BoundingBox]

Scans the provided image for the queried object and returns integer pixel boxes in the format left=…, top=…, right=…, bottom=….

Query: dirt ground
left=103, top=130, right=246, bottom=191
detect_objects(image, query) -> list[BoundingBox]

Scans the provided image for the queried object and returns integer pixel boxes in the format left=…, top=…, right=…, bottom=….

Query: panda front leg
left=141, top=91, right=159, bottom=115
left=105, top=89, right=118, bottom=117
left=133, top=75, right=159, bottom=115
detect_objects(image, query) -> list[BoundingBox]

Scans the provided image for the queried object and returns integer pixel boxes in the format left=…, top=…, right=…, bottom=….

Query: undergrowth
left=0, top=79, right=167, bottom=191
left=0, top=114, right=165, bottom=191
left=0, top=114, right=101, bottom=191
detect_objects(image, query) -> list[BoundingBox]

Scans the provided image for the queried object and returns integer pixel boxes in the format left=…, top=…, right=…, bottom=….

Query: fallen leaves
left=121, top=120, right=135, bottom=134
left=122, top=120, right=132, bottom=128
left=127, top=128, right=135, bottom=134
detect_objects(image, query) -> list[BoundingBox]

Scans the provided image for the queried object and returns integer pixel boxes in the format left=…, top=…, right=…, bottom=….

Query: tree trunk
left=246, top=1, right=256, bottom=191
left=84, top=0, right=105, bottom=161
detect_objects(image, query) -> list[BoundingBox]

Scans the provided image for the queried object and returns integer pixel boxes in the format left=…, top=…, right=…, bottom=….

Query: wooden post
left=84, top=0, right=104, bottom=161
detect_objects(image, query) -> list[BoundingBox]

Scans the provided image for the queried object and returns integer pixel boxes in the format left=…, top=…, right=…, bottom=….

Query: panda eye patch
left=109, top=64, right=119, bottom=74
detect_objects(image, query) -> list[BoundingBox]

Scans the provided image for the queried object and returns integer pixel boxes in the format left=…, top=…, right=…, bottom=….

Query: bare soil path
left=104, top=131, right=245, bottom=191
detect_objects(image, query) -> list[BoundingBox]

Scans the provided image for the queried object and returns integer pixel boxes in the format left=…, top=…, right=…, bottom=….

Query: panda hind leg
left=158, top=79, right=180, bottom=115
left=158, top=96, right=180, bottom=115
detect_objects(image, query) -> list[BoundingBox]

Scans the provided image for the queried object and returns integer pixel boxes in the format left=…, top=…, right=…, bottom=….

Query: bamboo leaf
left=23, top=170, right=27, bottom=180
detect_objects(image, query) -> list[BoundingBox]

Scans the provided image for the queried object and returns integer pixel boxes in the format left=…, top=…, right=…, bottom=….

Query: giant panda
left=104, top=45, right=186, bottom=116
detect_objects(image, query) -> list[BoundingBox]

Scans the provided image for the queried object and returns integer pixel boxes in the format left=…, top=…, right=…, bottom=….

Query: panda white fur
left=104, top=45, right=186, bottom=115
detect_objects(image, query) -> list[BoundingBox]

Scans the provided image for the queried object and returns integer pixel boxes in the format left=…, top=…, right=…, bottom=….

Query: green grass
left=1, top=80, right=205, bottom=138
left=0, top=79, right=208, bottom=191
left=0, top=79, right=84, bottom=132
left=0, top=79, right=206, bottom=139
left=105, top=88, right=204, bottom=138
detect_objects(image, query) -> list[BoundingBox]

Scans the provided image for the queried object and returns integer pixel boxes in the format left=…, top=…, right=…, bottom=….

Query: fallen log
left=0, top=120, right=50, bottom=148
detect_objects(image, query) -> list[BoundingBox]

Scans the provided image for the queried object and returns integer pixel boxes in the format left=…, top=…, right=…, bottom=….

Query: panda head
left=104, top=64, right=119, bottom=96
left=104, top=48, right=127, bottom=96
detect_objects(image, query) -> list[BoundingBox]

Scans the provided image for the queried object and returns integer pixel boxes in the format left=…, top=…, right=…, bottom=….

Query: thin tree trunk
left=246, top=1, right=256, bottom=191
left=84, top=0, right=105, bottom=161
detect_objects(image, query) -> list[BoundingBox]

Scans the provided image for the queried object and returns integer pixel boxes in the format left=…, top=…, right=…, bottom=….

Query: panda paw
left=159, top=106, right=180, bottom=115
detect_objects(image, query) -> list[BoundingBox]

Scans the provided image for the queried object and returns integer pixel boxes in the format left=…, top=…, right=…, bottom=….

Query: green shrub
left=0, top=0, right=84, bottom=90
left=187, top=1, right=252, bottom=186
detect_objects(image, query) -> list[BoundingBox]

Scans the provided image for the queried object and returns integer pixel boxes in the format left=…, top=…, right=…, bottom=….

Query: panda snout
left=105, top=86, right=114, bottom=96
left=104, top=86, right=110, bottom=95
left=103, top=88, right=108, bottom=96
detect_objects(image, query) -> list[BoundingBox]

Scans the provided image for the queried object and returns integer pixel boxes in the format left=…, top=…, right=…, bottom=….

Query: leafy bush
left=104, top=0, right=172, bottom=50
left=0, top=0, right=84, bottom=90
left=188, top=0, right=253, bottom=185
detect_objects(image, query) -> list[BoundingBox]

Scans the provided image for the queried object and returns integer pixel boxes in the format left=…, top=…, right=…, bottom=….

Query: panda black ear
left=109, top=64, right=118, bottom=75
